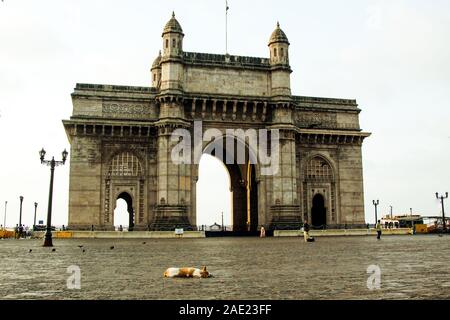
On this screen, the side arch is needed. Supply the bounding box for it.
[302,153,338,227]
[114,191,135,231]
[102,150,146,229]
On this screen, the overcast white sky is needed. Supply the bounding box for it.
[0,0,449,228]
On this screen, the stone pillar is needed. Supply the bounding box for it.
[226,163,248,232]
[268,103,301,230]
[337,144,366,227]
[152,96,193,230]
[67,135,103,230]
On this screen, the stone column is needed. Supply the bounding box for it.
[268,103,301,230]
[67,135,103,230]
[152,96,193,230]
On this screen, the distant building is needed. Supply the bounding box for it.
[209,223,222,231]
[381,214,423,228]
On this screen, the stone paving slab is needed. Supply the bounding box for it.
[1,235,449,299]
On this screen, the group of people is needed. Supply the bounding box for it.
[14,224,29,238]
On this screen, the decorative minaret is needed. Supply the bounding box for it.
[151,50,161,88]
[268,22,301,229]
[268,22,291,99]
[160,11,184,94]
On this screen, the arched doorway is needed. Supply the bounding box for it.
[303,156,335,226]
[113,198,128,230]
[196,154,232,230]
[106,151,144,230]
[201,136,258,232]
[115,192,134,231]
[311,194,326,228]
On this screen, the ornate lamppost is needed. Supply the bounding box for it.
[436,192,448,232]
[33,202,38,231]
[410,207,413,229]
[372,199,379,226]
[19,196,23,227]
[39,148,68,247]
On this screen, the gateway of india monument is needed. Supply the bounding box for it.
[63,13,370,232]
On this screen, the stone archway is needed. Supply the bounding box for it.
[311,193,326,228]
[303,155,336,226]
[201,136,259,232]
[116,192,135,231]
[104,151,145,231]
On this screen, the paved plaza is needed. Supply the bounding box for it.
[1,235,449,300]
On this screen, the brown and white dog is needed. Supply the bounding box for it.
[163,266,211,278]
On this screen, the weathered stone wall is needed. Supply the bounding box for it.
[161,61,184,92]
[184,66,271,96]
[271,69,291,97]
[337,145,365,225]
[68,135,102,229]
[71,84,158,120]
[73,99,158,120]
[294,108,360,130]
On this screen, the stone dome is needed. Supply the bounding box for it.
[152,51,161,69]
[163,12,183,35]
[268,22,289,46]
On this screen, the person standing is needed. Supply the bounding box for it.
[376,220,382,240]
[260,226,266,238]
[303,220,310,242]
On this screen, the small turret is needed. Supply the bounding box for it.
[268,22,291,98]
[151,51,161,88]
[159,12,185,93]
[162,12,184,58]
[268,22,290,66]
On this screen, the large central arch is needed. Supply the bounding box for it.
[201,135,259,232]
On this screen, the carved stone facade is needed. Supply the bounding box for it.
[63,14,370,231]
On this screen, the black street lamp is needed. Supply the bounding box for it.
[19,196,24,227]
[410,207,413,229]
[33,202,38,231]
[436,192,448,232]
[39,148,68,247]
[372,199,379,225]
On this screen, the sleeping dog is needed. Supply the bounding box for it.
[163,266,211,278]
